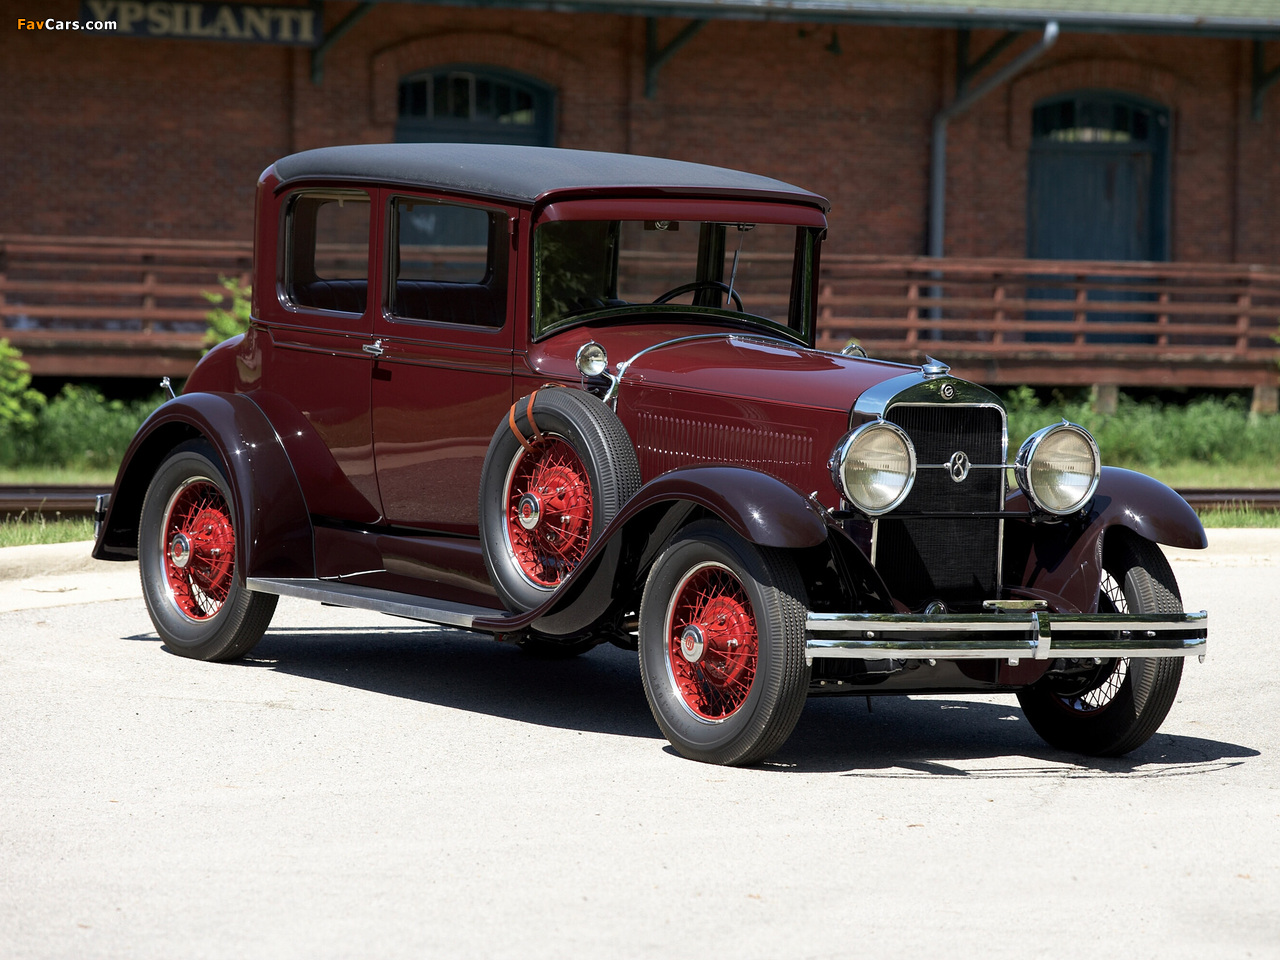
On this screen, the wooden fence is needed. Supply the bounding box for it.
[2,236,1277,410]
[816,255,1280,411]
[0,235,250,377]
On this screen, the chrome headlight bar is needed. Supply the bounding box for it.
[829,418,1100,518]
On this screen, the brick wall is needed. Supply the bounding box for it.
[3,1,1277,263]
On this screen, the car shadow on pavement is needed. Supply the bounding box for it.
[232,625,664,742]
[769,695,1259,777]
[133,624,1258,774]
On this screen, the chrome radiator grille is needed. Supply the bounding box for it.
[875,404,1006,610]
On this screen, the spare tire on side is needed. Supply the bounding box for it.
[478,387,640,613]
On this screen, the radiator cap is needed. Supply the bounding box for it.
[921,356,950,378]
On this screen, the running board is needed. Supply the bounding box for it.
[247,577,514,631]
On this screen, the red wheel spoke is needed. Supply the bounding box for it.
[666,564,758,721]
[505,437,594,588]
[162,480,235,621]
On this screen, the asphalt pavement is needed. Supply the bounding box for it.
[1,534,1277,959]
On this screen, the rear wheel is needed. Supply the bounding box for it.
[1018,532,1184,756]
[138,440,276,661]
[638,521,810,766]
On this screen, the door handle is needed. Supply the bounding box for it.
[362,339,384,358]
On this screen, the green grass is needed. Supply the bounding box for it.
[0,466,118,485]
[1139,461,1279,489]
[1197,505,1278,528]
[0,513,95,548]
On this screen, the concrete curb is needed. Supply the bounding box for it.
[0,540,105,581]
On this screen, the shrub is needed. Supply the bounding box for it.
[13,385,159,470]
[0,339,45,433]
[204,276,252,350]
[0,340,47,463]
[1004,389,1280,469]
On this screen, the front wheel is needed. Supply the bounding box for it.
[1017,531,1185,757]
[638,521,810,766]
[138,440,277,661]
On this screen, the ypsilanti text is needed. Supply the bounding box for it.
[71,1,320,45]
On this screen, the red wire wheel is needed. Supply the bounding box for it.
[664,562,759,721]
[161,478,236,621]
[502,436,594,589]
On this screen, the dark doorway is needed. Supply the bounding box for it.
[396,66,555,147]
[1027,92,1170,342]
[1029,92,1169,261]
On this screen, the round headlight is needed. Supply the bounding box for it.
[575,341,608,378]
[1015,422,1100,515]
[829,420,917,516]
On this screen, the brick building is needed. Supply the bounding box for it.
[3,1,1280,404]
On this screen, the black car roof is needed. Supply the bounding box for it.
[270,143,829,211]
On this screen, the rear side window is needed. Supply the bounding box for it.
[390,198,506,327]
[284,191,371,315]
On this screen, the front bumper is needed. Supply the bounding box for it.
[93,493,110,542]
[805,610,1208,664]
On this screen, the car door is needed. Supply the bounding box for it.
[257,186,383,524]
[371,190,516,534]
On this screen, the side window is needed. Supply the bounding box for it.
[390,198,506,327]
[285,191,370,315]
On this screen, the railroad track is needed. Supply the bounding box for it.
[2,484,1278,519]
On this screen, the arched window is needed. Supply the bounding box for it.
[396,67,554,146]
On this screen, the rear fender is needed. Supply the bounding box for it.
[92,393,313,580]
[1003,466,1206,612]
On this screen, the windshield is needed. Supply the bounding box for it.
[533,219,816,339]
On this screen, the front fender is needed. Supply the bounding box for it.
[1003,466,1205,612]
[92,392,313,580]
[615,466,829,549]
[474,465,829,635]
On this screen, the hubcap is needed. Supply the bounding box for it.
[679,625,705,664]
[160,478,235,622]
[517,493,542,531]
[503,437,593,589]
[168,533,192,569]
[665,562,758,722]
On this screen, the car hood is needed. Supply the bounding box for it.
[528,324,919,415]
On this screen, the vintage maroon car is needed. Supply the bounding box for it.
[93,144,1208,766]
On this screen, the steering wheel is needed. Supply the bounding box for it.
[652,280,744,312]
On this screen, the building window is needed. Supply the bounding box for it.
[1032,94,1158,145]
[396,67,554,146]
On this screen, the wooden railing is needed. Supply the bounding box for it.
[815,255,1280,411]
[2,237,1277,409]
[0,234,252,377]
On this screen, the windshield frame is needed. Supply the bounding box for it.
[528,198,825,344]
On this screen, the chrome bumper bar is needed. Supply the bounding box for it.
[805,611,1208,663]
